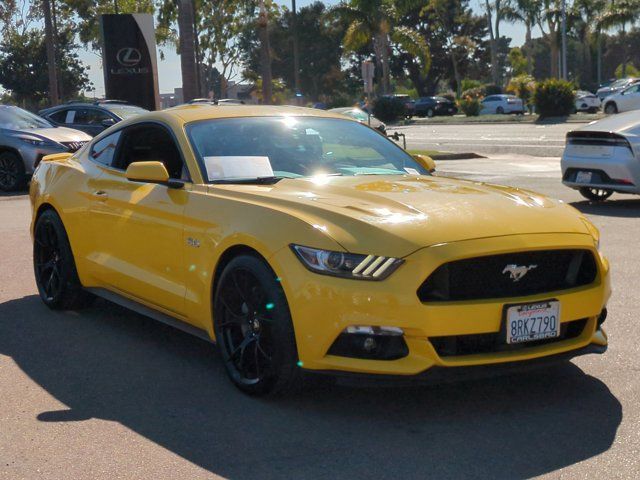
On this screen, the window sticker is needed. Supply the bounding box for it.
[404,167,420,175]
[65,110,76,124]
[203,156,274,181]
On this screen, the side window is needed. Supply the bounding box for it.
[484,96,496,102]
[115,124,187,180]
[48,110,69,124]
[90,131,122,166]
[75,108,112,125]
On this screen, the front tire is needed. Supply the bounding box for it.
[579,187,613,202]
[33,210,94,310]
[604,103,618,114]
[214,255,301,396]
[0,151,26,192]
[496,106,505,114]
[426,108,434,118]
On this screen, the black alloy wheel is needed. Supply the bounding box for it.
[496,106,505,114]
[33,210,94,309]
[579,187,614,202]
[0,152,25,192]
[427,108,435,118]
[214,255,301,395]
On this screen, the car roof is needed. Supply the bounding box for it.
[158,104,348,123]
[576,110,640,134]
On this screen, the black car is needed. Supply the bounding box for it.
[414,96,458,118]
[39,100,148,137]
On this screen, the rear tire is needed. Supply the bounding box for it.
[604,103,618,114]
[214,254,302,396]
[496,106,505,114]
[33,210,94,310]
[426,108,434,118]
[0,151,26,192]
[579,187,613,202]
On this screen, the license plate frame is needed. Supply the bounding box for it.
[502,300,561,345]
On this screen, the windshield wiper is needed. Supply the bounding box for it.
[210,176,285,185]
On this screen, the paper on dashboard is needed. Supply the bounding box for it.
[203,156,274,181]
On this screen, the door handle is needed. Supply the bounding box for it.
[94,190,109,201]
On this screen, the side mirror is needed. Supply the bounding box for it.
[125,161,184,188]
[413,154,436,173]
[101,118,116,127]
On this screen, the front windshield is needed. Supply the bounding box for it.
[0,105,52,130]
[187,116,428,181]
[108,105,148,119]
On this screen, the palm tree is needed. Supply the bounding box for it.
[43,0,59,105]
[178,0,198,102]
[539,0,562,78]
[483,0,508,85]
[331,0,428,95]
[599,0,640,77]
[573,0,607,85]
[503,0,542,73]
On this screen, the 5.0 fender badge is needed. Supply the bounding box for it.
[187,237,200,248]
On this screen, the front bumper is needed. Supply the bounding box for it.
[271,233,610,377]
[16,143,68,175]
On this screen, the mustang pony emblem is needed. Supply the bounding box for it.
[502,264,537,282]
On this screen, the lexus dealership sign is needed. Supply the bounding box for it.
[100,14,160,110]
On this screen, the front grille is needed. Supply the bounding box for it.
[417,249,597,302]
[430,318,588,357]
[62,141,88,152]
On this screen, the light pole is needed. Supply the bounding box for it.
[561,0,568,80]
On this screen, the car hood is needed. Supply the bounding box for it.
[4,127,92,143]
[212,175,591,257]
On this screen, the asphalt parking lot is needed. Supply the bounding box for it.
[1,155,639,479]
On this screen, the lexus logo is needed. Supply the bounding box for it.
[502,264,537,282]
[116,47,142,67]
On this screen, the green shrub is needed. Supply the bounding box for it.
[533,78,575,117]
[458,95,482,116]
[484,84,503,95]
[507,74,535,111]
[373,96,406,122]
[461,86,484,99]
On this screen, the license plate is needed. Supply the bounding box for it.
[505,301,560,344]
[575,171,593,183]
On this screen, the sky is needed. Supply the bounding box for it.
[80,0,536,97]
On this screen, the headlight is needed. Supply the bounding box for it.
[12,135,54,147]
[290,244,403,280]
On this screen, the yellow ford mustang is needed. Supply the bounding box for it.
[29,105,610,395]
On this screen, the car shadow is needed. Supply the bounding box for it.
[570,198,640,218]
[0,295,621,479]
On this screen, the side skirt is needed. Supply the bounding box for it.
[87,287,213,343]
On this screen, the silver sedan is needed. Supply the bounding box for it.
[0,105,91,191]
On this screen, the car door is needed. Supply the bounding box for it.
[86,122,190,317]
[620,85,640,112]
[480,96,496,114]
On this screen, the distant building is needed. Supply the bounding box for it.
[159,88,183,109]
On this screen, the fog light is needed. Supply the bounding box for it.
[327,325,408,360]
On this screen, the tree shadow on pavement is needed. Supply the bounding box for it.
[0,295,622,480]
[571,198,640,218]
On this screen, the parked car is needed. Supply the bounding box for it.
[31,104,609,395]
[596,77,638,101]
[188,98,246,106]
[602,83,640,114]
[329,107,386,133]
[0,105,91,191]
[382,94,415,117]
[480,94,525,115]
[414,96,458,117]
[561,110,640,201]
[39,100,148,137]
[574,91,601,113]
